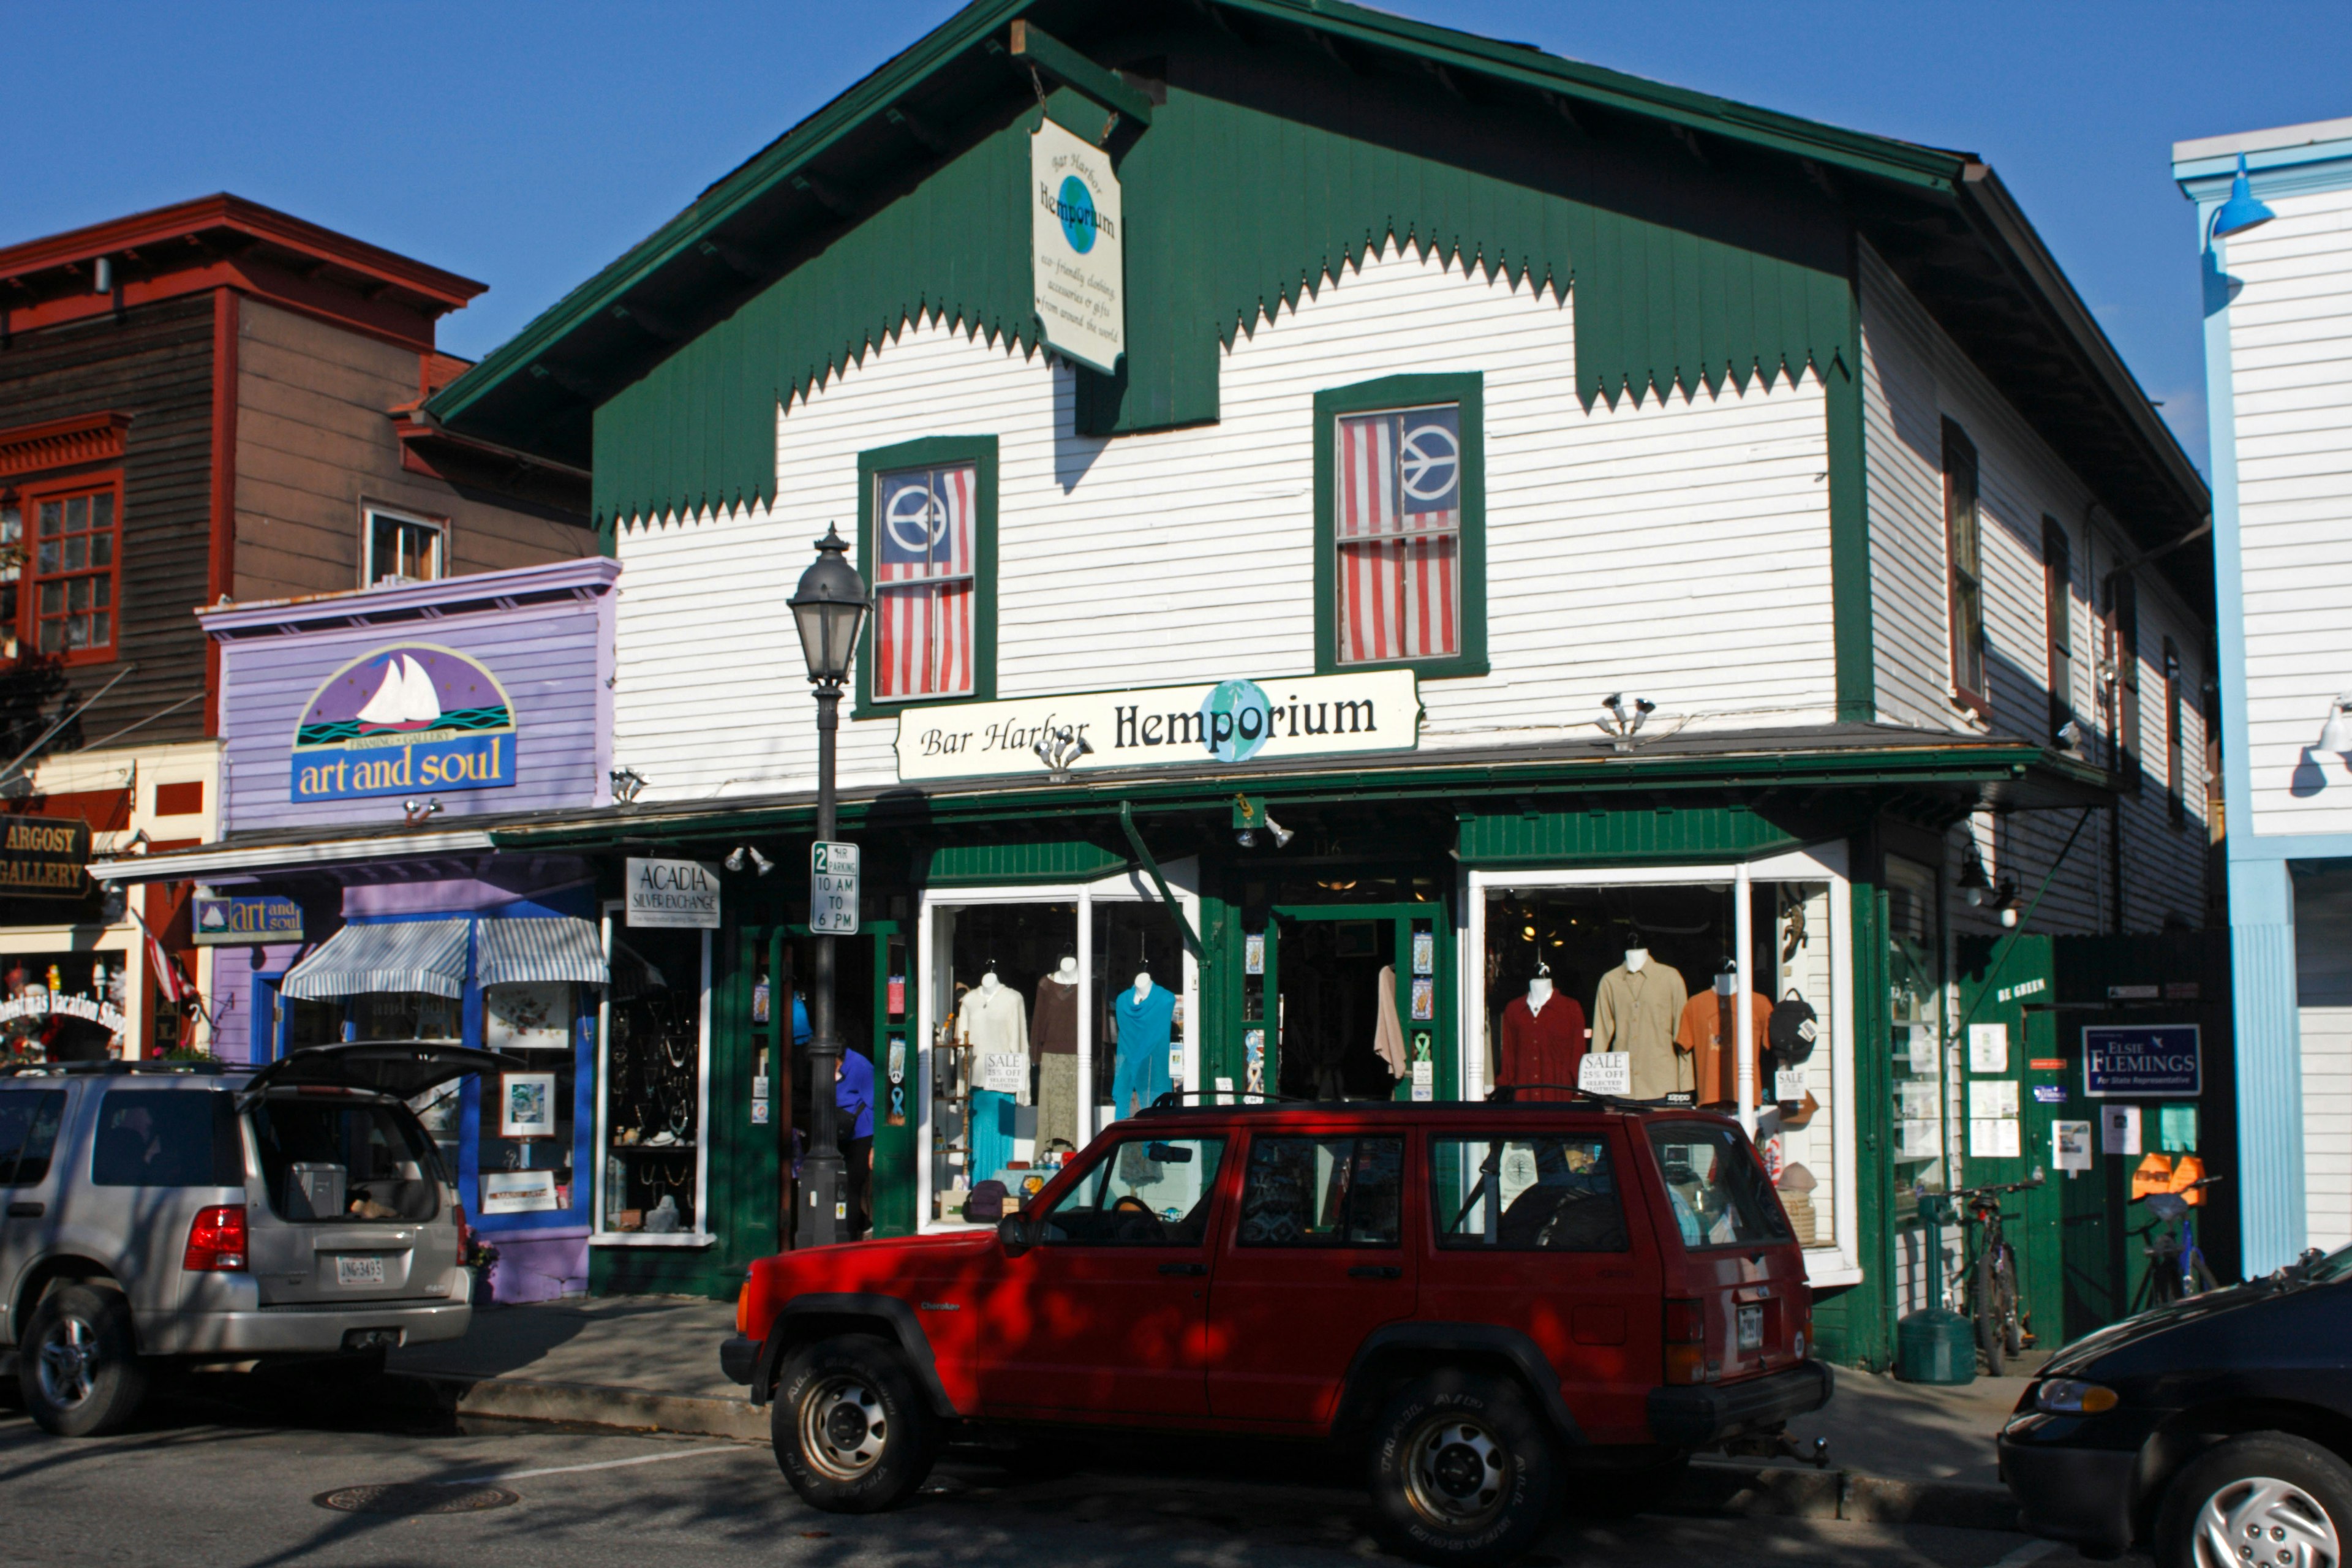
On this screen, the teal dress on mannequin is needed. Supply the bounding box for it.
[1112,982,1177,1117]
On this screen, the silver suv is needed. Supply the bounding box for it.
[0,1043,515,1435]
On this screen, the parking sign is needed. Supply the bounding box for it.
[811,841,860,935]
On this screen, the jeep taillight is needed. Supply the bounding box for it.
[1663,1298,1706,1385]
[184,1204,249,1272]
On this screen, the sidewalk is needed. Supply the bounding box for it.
[386,1295,2030,1525]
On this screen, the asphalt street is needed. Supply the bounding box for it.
[0,1378,2149,1568]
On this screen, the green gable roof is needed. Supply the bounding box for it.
[429,0,2206,588]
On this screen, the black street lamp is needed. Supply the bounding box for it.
[788,523,868,1250]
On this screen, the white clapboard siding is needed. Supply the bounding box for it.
[2297,877,2352,1249]
[610,242,1838,800]
[1863,243,2210,936]
[2221,184,2352,837]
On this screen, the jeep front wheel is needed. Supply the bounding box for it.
[1369,1369,1558,1566]
[771,1335,939,1513]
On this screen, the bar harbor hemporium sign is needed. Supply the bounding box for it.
[894,670,1421,783]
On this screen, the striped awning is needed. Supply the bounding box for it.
[282,920,472,1001]
[477,916,609,989]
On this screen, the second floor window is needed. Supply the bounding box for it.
[2109,572,2141,788]
[1944,420,1985,709]
[366,507,447,586]
[2,478,121,660]
[2164,637,2185,827]
[2043,518,2073,745]
[855,436,997,712]
[1314,374,1487,679]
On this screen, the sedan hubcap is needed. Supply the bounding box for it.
[2196,1476,2341,1568]
[1405,1413,1511,1527]
[799,1374,886,1481]
[36,1315,98,1410]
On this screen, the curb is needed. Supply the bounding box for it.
[391,1372,767,1443]
[386,1372,2018,1533]
[1676,1458,2018,1530]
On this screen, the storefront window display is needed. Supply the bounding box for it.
[595,919,709,1240]
[0,952,129,1063]
[481,983,577,1218]
[1468,851,1850,1276]
[921,870,1200,1229]
[1885,856,1947,1205]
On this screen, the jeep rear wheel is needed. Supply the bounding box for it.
[771,1335,938,1513]
[1370,1370,1558,1566]
[20,1283,148,1438]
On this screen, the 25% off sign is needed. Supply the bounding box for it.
[810,842,861,935]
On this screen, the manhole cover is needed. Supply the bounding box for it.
[314,1483,519,1516]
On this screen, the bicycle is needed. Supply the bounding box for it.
[1943,1174,2044,1375]
[2132,1175,2225,1311]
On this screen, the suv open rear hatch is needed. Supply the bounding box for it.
[236,1042,526,1104]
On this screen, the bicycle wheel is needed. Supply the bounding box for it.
[1974,1251,2005,1375]
[1996,1251,2024,1357]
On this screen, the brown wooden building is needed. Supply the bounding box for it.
[0,194,593,1060]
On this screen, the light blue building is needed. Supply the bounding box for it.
[2176,118,2352,1272]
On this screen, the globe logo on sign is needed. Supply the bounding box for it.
[1058,175,1098,254]
[1198,679,1275,763]
[1399,423,1460,503]
[884,482,949,556]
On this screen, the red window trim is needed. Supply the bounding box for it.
[6,469,124,667]
[0,413,128,483]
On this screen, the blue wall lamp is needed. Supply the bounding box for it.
[2211,153,2277,244]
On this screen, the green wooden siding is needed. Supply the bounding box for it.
[592,83,1852,528]
[1457,804,1809,866]
[924,838,1130,885]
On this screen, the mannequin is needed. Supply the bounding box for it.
[1031,956,1081,1156]
[1112,959,1177,1117]
[1592,930,1689,1100]
[958,962,1029,1183]
[1676,959,1773,1107]
[1497,961,1585,1102]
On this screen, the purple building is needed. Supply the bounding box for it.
[99,557,620,1303]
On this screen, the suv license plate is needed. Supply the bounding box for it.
[1737,1304,1764,1351]
[336,1256,387,1287]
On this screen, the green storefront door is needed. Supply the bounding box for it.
[1253,903,1453,1101]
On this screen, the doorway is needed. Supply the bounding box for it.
[1256,903,1451,1102]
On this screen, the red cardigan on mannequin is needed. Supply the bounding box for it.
[1497,991,1588,1101]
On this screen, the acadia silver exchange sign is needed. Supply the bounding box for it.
[626,857,722,929]
[894,670,1419,783]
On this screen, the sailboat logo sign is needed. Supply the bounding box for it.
[290,643,519,802]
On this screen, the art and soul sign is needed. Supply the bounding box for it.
[290,644,519,802]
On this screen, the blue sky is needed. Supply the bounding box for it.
[12,2,2350,473]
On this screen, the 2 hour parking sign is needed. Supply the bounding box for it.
[811,841,860,935]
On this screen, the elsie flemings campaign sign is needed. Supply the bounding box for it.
[292,644,518,802]
[895,671,1420,783]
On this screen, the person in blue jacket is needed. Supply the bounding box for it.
[795,992,875,1236]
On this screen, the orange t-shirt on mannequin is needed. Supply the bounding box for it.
[1675,990,1775,1107]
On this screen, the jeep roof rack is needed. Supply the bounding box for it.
[1131,1088,1703,1117]
[0,1059,230,1078]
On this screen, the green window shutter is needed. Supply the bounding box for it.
[853,435,999,721]
[1312,372,1487,680]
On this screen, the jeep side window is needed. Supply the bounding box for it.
[1432,1134,1628,1252]
[0,1090,66,1186]
[1645,1121,1787,1248]
[1238,1136,1403,1247]
[1038,1136,1226,1246]
[91,1090,245,1188]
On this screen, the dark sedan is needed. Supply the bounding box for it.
[1999,1245,2352,1565]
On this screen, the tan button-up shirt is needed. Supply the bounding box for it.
[1593,961,1691,1099]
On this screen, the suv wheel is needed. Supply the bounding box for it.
[20,1283,149,1438]
[2157,1432,2352,1568]
[771,1335,939,1513]
[1369,1370,1558,1566]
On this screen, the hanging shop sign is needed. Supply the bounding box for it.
[895,669,1420,783]
[0,817,88,899]
[290,644,518,803]
[626,857,722,929]
[1031,115,1124,375]
[192,894,304,946]
[2082,1024,2200,1098]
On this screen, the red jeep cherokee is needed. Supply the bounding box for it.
[723,1099,1831,1565]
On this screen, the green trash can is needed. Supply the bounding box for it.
[1896,1306,1977,1384]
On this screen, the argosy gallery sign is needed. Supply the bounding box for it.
[894,670,1419,782]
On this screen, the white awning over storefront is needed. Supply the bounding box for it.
[281,919,472,1000]
[476,916,609,989]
